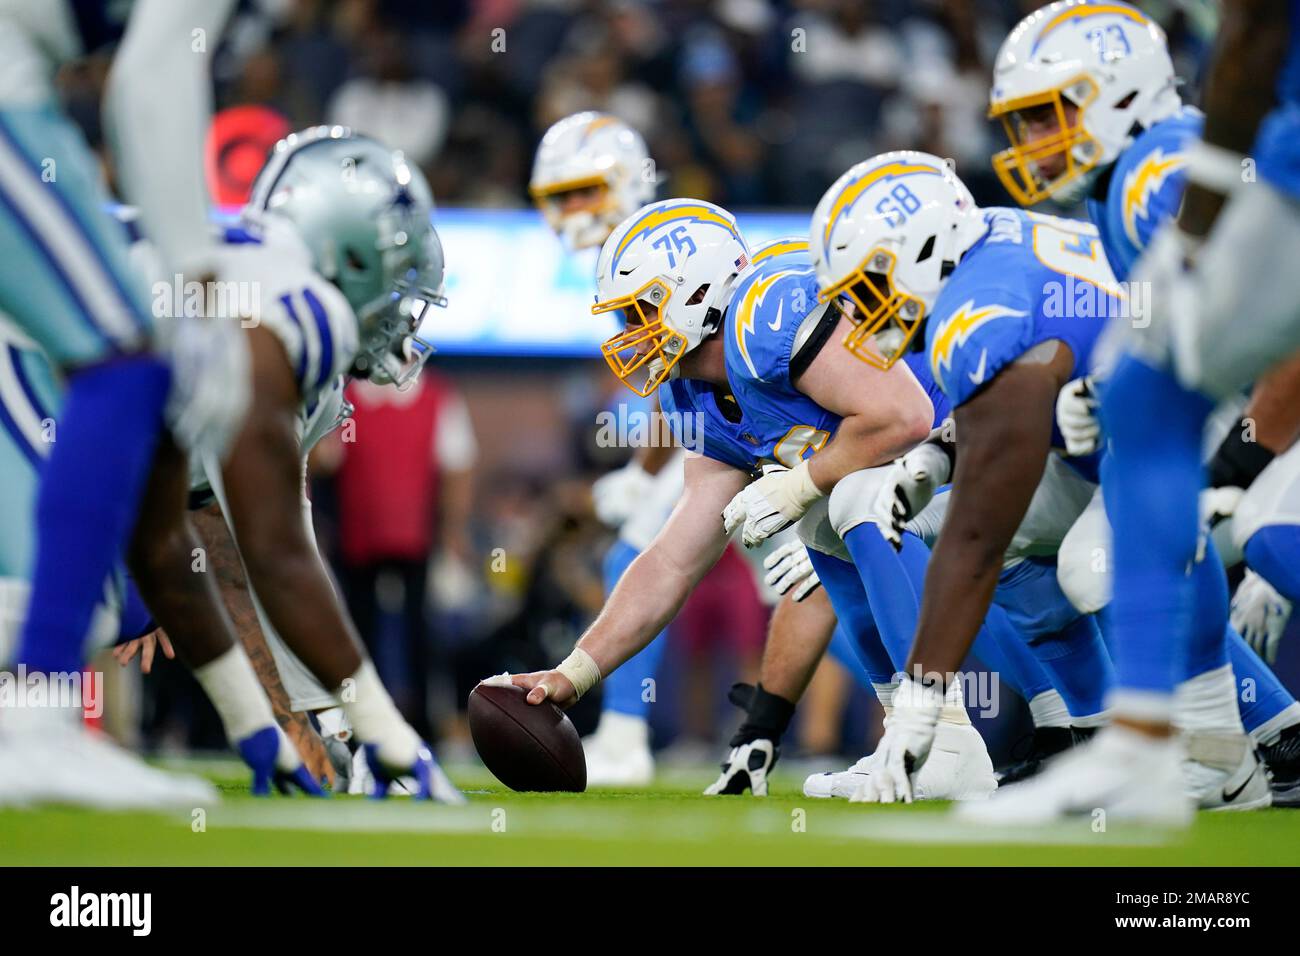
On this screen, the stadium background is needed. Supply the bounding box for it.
[59,0,1295,773]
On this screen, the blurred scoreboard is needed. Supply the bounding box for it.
[422,208,809,358]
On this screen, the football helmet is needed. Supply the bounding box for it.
[989,0,1180,205]
[593,199,749,396]
[247,126,447,388]
[811,151,984,369]
[530,112,656,250]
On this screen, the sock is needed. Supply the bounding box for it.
[115,578,156,643]
[1174,663,1245,736]
[340,659,420,768]
[1244,524,1300,602]
[841,526,928,670]
[16,355,170,674]
[1028,689,1072,729]
[193,645,298,771]
[1099,355,1213,708]
[1184,539,1231,678]
[872,681,898,716]
[1249,701,1300,747]
[1228,626,1298,736]
[970,603,1053,701]
[940,677,970,726]
[600,539,668,718]
[826,623,877,689]
[805,548,892,683]
[1028,614,1115,720]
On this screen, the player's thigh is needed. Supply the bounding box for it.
[0,107,154,368]
[1182,183,1300,397]
[1233,440,1300,552]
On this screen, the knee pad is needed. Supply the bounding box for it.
[827,467,891,540]
[1056,492,1112,615]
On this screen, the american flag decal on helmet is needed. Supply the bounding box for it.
[734,253,749,270]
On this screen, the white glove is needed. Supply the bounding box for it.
[723,460,823,548]
[1195,485,1244,562]
[165,314,251,465]
[1056,376,1101,456]
[763,541,822,602]
[1232,570,1292,665]
[591,462,656,529]
[849,675,943,804]
[871,442,951,551]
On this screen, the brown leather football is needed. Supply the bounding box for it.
[468,682,587,792]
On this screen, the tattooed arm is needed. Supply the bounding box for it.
[192,502,335,785]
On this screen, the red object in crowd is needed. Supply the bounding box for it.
[205,105,292,208]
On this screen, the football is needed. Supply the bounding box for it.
[468,680,587,792]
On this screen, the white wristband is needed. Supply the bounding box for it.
[1185,141,1248,195]
[776,458,824,518]
[556,647,602,701]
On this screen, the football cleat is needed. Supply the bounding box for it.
[807,722,997,801]
[582,712,655,787]
[1259,723,1300,807]
[994,725,1075,785]
[956,725,1194,827]
[1183,733,1272,812]
[363,742,465,804]
[236,726,327,797]
[704,739,778,796]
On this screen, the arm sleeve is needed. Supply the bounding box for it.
[102,0,237,278]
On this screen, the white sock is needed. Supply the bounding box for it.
[595,710,649,748]
[1174,663,1245,737]
[193,646,299,771]
[1071,710,1111,729]
[339,660,420,768]
[1249,701,1300,747]
[872,681,897,719]
[940,676,970,726]
[1027,690,1071,729]
[1108,687,1175,725]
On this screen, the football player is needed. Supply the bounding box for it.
[957,0,1300,821]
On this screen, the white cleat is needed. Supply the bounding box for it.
[955,725,1194,828]
[582,712,654,787]
[806,723,997,801]
[1183,733,1272,811]
[0,707,217,811]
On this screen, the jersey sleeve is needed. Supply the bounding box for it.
[926,275,1036,408]
[727,267,818,387]
[256,268,359,406]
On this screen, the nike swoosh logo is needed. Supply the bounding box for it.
[767,301,783,332]
[1222,764,1261,803]
[968,349,988,385]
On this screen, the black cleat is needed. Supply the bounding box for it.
[1260,723,1300,807]
[995,726,1075,785]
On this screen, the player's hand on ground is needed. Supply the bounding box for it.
[1232,570,1292,665]
[763,540,821,601]
[591,462,655,529]
[704,738,778,796]
[1055,375,1101,456]
[112,628,175,674]
[850,676,942,804]
[723,461,821,548]
[871,442,950,550]
[510,670,578,708]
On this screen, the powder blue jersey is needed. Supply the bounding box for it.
[1086,107,1200,281]
[1254,0,1300,198]
[659,248,947,473]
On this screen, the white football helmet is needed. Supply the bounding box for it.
[530,111,655,251]
[989,0,1180,205]
[593,199,749,396]
[811,151,984,369]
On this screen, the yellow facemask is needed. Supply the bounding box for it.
[818,247,925,370]
[593,278,684,397]
[529,174,617,230]
[989,76,1100,206]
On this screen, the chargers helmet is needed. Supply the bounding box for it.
[811,151,984,369]
[989,0,1180,205]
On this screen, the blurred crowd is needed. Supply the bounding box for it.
[79,0,1223,764]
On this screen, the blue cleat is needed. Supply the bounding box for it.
[363,742,465,804]
[237,726,327,797]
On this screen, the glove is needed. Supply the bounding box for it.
[164,313,251,465]
[1056,376,1101,456]
[871,442,951,551]
[763,540,822,602]
[1232,570,1292,665]
[703,683,794,796]
[722,460,823,548]
[1195,485,1243,562]
[591,462,656,529]
[849,675,943,804]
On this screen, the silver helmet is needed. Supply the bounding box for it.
[248,126,447,388]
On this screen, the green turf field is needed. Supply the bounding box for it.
[2,758,1298,866]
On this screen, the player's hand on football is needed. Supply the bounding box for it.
[763,540,822,601]
[723,461,822,548]
[510,670,578,708]
[871,442,950,551]
[591,462,655,529]
[850,676,942,804]
[1055,376,1101,456]
[112,628,175,674]
[1232,570,1292,665]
